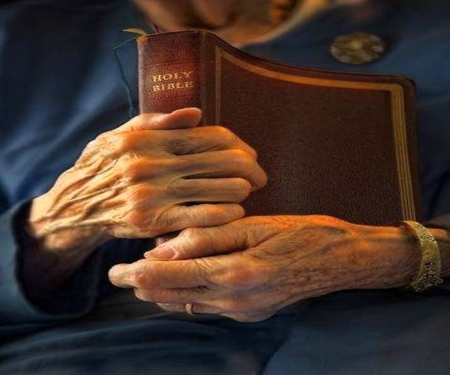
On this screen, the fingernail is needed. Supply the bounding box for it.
[172,107,202,114]
[145,244,176,259]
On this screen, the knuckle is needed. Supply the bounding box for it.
[246,145,258,159]
[132,113,157,127]
[217,266,261,289]
[180,227,208,245]
[314,215,345,226]
[194,286,210,294]
[167,138,194,155]
[116,156,137,179]
[211,125,232,136]
[108,133,139,155]
[258,170,269,188]
[79,136,107,160]
[211,126,237,143]
[230,178,252,201]
[135,113,152,123]
[229,148,250,160]
[118,158,161,181]
[130,271,150,289]
[228,149,256,170]
[84,139,98,152]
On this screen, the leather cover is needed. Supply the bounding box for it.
[138,30,421,225]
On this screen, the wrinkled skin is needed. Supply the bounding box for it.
[106,0,450,323]
[26,108,267,296]
[109,215,439,322]
[26,0,450,316]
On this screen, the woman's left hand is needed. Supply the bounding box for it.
[109,215,417,322]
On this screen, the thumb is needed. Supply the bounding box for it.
[115,107,202,132]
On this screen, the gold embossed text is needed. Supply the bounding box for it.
[151,71,194,92]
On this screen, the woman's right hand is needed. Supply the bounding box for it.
[28,107,267,255]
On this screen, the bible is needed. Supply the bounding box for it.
[137,29,421,225]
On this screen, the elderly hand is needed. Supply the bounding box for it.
[29,108,266,252]
[24,108,266,296]
[109,215,420,322]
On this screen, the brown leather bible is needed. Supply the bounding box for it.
[137,29,421,225]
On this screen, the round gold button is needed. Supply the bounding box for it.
[330,32,386,65]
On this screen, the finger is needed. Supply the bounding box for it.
[119,178,251,207]
[108,258,215,289]
[156,302,273,322]
[108,147,266,191]
[147,217,280,260]
[110,125,259,158]
[148,221,251,260]
[137,289,276,320]
[123,202,244,243]
[156,303,272,322]
[174,150,267,190]
[111,146,267,190]
[167,178,251,203]
[109,251,261,290]
[134,286,216,304]
[84,109,202,161]
[114,107,202,132]
[165,125,258,158]
[105,203,245,240]
[101,126,266,189]
[169,203,245,230]
[157,302,222,316]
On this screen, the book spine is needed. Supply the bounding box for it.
[137,32,205,246]
[137,32,202,114]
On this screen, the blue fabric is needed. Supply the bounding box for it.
[264,291,450,375]
[1,0,450,374]
[0,314,293,375]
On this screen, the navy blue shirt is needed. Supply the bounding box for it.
[1,1,450,374]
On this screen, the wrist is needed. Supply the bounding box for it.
[400,221,443,292]
[352,223,449,291]
[23,196,104,297]
[28,194,108,252]
[347,224,419,290]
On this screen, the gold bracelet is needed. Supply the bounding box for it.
[401,220,443,292]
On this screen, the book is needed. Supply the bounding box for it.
[137,29,421,226]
